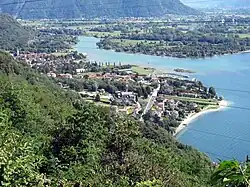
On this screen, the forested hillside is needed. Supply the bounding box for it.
[0,51,215,186]
[0,14,32,50]
[0,0,199,19]
[0,13,79,53]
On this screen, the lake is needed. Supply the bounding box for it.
[75,36,250,161]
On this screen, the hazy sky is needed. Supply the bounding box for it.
[181,0,249,8]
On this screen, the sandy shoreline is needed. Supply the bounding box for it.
[173,100,229,136]
[240,50,250,54]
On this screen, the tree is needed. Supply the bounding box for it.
[142,112,151,121]
[135,179,163,187]
[95,94,101,102]
[143,89,148,99]
[141,86,148,99]
[107,85,118,94]
[145,86,152,95]
[48,104,110,185]
[209,86,216,97]
[0,112,46,186]
[83,74,89,79]
[103,116,140,173]
[211,160,250,187]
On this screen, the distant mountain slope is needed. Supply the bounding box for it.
[0,14,31,50]
[0,0,199,19]
[181,0,250,9]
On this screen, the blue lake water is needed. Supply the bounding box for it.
[75,36,250,161]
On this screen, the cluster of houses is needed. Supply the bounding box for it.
[79,88,140,115]
[13,50,218,122]
[74,65,213,119]
[153,97,199,120]
[13,51,145,85]
[47,72,73,79]
[13,51,148,114]
[84,72,138,81]
[13,51,87,78]
[142,76,220,129]
[159,77,210,99]
[112,91,138,106]
[14,52,53,65]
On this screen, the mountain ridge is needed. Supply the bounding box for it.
[0,0,199,19]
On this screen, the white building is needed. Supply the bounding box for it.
[47,72,57,78]
[76,68,86,74]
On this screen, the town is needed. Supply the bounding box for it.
[13,50,222,134]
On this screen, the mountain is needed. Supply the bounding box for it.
[181,0,250,9]
[0,0,199,19]
[0,14,31,50]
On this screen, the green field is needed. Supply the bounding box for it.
[100,97,110,103]
[51,52,71,56]
[111,39,160,46]
[131,66,155,75]
[204,105,220,110]
[165,96,219,105]
[84,98,110,107]
[238,33,250,38]
[85,31,121,37]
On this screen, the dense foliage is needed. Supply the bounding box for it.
[0,14,32,51]
[0,51,217,186]
[211,160,250,187]
[0,14,78,53]
[97,26,250,58]
[0,0,199,19]
[28,32,78,53]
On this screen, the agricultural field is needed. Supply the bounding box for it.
[131,66,155,75]
[85,31,121,37]
[165,96,219,106]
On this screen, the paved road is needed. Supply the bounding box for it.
[140,83,160,121]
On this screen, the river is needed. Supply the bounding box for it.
[75,36,250,161]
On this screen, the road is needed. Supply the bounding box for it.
[140,82,160,121]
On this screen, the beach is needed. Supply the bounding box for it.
[241,50,250,54]
[173,100,229,136]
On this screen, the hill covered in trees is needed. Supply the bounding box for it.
[0,14,80,53]
[0,14,32,50]
[0,0,199,19]
[0,51,217,186]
